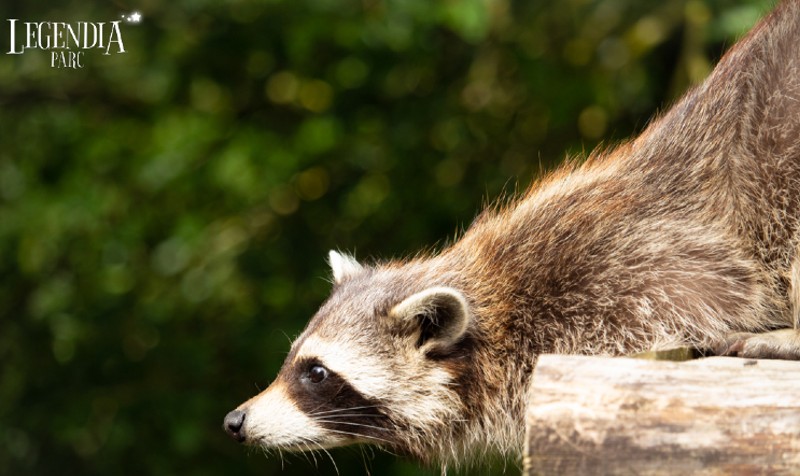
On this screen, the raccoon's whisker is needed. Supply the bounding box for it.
[312,447,324,468]
[323,428,395,446]
[366,444,377,459]
[315,442,340,476]
[357,445,370,476]
[314,447,329,470]
[294,439,315,467]
[303,441,319,467]
[308,405,383,416]
[280,330,293,347]
[372,443,399,458]
[309,413,387,419]
[276,447,285,469]
[313,419,389,432]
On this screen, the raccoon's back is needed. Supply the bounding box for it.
[627,0,800,271]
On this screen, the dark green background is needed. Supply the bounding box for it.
[0,0,769,474]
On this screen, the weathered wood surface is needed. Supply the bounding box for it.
[525,355,800,476]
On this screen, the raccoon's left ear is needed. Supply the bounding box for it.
[390,287,470,350]
[328,250,364,283]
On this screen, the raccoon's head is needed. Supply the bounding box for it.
[223,251,479,462]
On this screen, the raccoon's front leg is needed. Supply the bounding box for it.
[714,249,800,360]
[713,329,800,360]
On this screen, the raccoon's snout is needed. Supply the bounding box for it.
[223,409,247,443]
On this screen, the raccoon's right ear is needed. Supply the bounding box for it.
[390,287,470,351]
[328,250,364,283]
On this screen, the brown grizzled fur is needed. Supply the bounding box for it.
[225,0,800,469]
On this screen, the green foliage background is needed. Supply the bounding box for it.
[0,0,769,474]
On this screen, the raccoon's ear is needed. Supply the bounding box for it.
[328,250,364,283]
[390,287,470,350]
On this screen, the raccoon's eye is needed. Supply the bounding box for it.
[307,365,329,384]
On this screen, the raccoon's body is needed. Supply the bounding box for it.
[225,0,800,468]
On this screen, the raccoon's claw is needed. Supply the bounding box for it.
[713,329,800,360]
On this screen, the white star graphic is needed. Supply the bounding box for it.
[128,12,142,23]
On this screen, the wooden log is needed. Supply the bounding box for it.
[524,355,800,476]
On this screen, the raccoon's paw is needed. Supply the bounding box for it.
[713,329,800,360]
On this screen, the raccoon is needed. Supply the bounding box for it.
[224,0,800,468]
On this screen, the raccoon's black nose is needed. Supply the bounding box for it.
[224,410,247,443]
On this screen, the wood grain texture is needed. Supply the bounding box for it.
[524,355,800,475]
